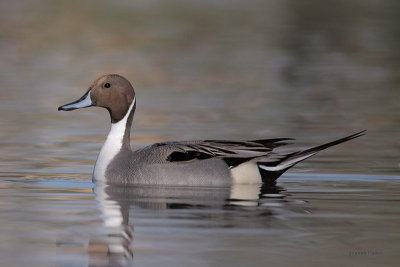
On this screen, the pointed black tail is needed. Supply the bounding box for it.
[258,130,366,183]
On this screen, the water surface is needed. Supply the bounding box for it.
[0,0,399,266]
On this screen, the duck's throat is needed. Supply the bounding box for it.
[93,98,136,182]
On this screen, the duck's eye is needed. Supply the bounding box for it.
[104,83,111,88]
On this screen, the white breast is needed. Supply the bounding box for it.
[93,98,135,182]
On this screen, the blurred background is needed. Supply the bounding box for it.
[1,1,400,266]
[0,0,399,175]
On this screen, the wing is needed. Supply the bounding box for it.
[147,131,365,183]
[153,138,294,168]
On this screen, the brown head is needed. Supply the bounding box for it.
[58,74,136,123]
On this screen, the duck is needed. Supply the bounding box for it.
[58,74,365,186]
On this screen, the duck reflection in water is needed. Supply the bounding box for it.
[90,181,303,266]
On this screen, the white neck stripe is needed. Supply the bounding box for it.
[93,98,135,182]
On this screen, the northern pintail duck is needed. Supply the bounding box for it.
[58,74,365,185]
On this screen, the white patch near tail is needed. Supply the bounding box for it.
[259,152,317,172]
[230,161,262,184]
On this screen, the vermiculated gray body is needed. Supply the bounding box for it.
[106,145,231,186]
